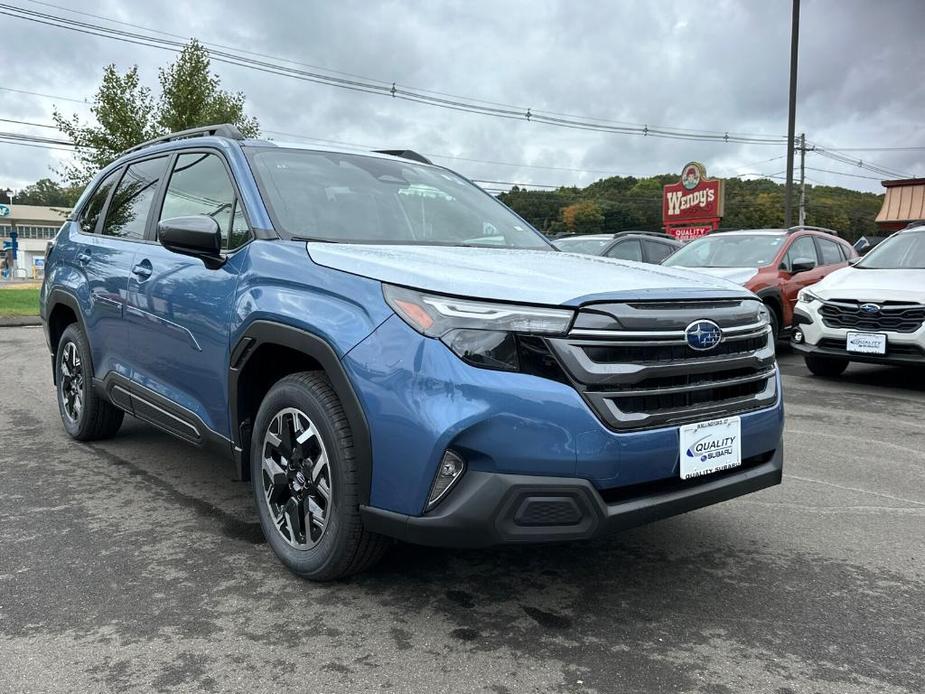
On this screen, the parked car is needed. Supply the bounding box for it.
[791,223,925,376]
[662,227,857,339]
[853,235,887,255]
[41,124,784,580]
[554,231,681,263]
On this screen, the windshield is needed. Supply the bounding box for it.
[663,234,785,268]
[857,230,925,269]
[554,237,612,254]
[247,148,553,249]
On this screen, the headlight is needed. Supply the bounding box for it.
[383,284,574,337]
[383,284,574,372]
[756,302,771,326]
[798,289,821,304]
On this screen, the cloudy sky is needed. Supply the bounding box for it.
[1,0,923,196]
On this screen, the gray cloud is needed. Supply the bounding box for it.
[2,0,923,194]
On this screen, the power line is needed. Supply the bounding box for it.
[822,145,925,152]
[0,85,87,103]
[0,2,790,146]
[0,130,73,146]
[0,116,59,129]
[804,166,883,181]
[812,148,911,180]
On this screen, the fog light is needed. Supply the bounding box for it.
[793,330,804,343]
[425,450,466,511]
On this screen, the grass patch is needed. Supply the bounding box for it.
[0,288,40,316]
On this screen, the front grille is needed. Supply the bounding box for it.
[583,334,767,365]
[547,299,778,430]
[819,300,925,333]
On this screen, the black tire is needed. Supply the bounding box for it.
[250,371,389,581]
[55,323,124,441]
[804,354,849,377]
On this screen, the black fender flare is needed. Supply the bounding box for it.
[228,320,372,504]
[44,288,90,385]
[754,287,783,316]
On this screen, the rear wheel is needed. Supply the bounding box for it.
[250,372,389,580]
[56,324,124,440]
[804,354,849,377]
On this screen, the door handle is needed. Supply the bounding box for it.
[131,261,153,280]
[77,250,91,264]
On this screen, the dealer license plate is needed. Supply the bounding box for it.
[679,416,742,480]
[846,331,886,355]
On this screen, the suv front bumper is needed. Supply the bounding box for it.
[792,304,925,366]
[361,445,782,547]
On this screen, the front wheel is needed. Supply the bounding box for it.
[804,354,849,377]
[250,372,389,581]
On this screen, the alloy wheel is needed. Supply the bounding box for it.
[59,341,83,423]
[260,407,333,549]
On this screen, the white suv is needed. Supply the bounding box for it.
[791,224,925,376]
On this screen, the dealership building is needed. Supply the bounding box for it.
[0,204,70,277]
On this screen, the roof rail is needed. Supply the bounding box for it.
[613,230,674,239]
[788,225,840,237]
[373,149,432,165]
[122,123,245,155]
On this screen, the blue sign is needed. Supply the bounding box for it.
[0,203,10,217]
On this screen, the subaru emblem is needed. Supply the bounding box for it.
[859,303,880,314]
[685,320,723,351]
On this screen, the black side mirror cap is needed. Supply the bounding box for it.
[157,216,223,266]
[790,260,816,274]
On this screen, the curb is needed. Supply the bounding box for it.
[0,316,42,327]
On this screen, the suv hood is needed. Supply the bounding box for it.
[812,266,925,302]
[307,244,750,305]
[671,266,759,286]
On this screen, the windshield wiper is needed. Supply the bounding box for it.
[292,235,342,243]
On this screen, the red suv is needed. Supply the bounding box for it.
[662,227,858,338]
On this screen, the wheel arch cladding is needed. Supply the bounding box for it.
[45,289,89,385]
[756,288,783,321]
[229,320,372,504]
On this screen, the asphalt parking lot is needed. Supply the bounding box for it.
[0,325,922,694]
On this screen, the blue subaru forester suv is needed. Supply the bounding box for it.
[41,125,784,580]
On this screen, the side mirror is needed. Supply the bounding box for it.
[158,216,223,264]
[790,260,816,274]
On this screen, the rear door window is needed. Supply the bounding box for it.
[80,168,122,234]
[607,239,643,262]
[643,239,676,263]
[102,157,169,240]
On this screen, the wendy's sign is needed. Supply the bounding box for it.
[663,162,725,241]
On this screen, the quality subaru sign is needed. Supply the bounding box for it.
[0,204,10,217]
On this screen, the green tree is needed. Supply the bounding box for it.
[14,178,81,207]
[157,40,259,137]
[561,200,605,234]
[54,40,259,185]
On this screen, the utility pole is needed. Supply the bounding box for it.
[784,0,801,227]
[798,132,806,226]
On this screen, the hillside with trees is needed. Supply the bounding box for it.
[498,175,884,242]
